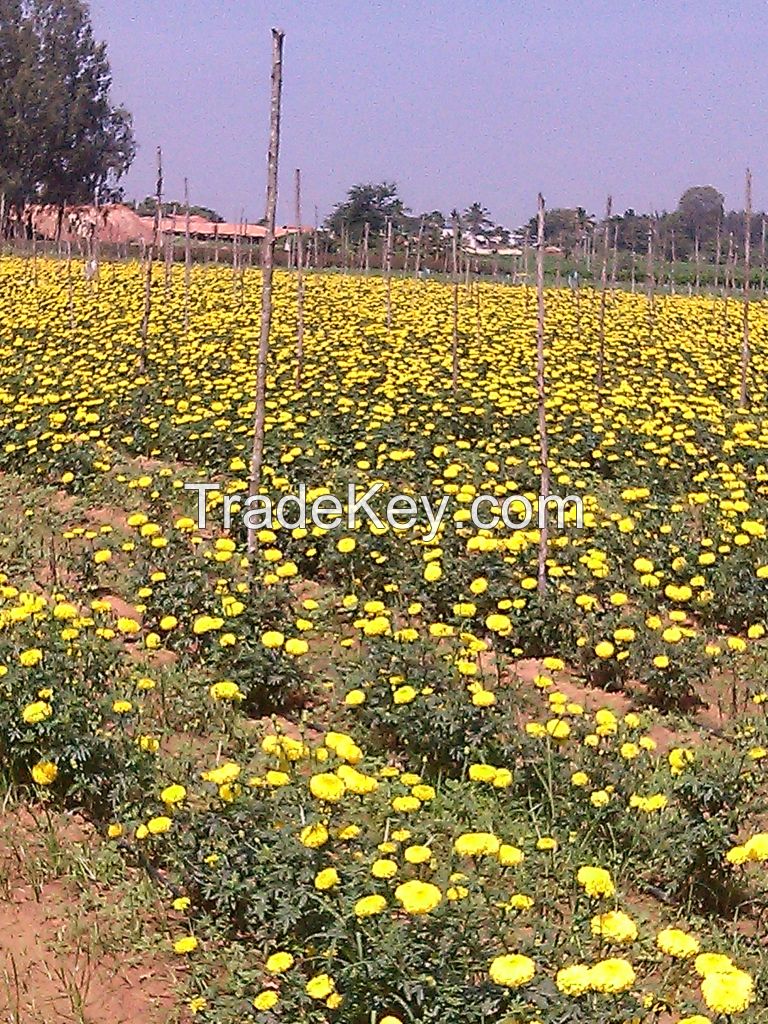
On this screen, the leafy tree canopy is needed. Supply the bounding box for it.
[0,0,134,207]
[326,182,408,243]
[135,196,223,223]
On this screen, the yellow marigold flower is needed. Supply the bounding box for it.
[202,762,241,786]
[393,685,417,704]
[253,991,278,1011]
[22,701,52,725]
[354,894,388,917]
[209,680,244,701]
[668,747,695,775]
[454,832,500,857]
[284,637,308,656]
[394,879,442,914]
[261,630,285,648]
[488,953,536,988]
[576,865,615,898]
[588,957,636,994]
[371,858,398,879]
[656,927,699,958]
[590,910,638,944]
[469,763,497,783]
[404,844,432,864]
[694,953,735,977]
[31,761,58,785]
[744,832,768,861]
[507,893,534,910]
[701,968,754,1014]
[411,783,435,801]
[498,844,524,866]
[147,816,172,835]
[546,718,570,741]
[309,772,346,802]
[161,784,186,805]
[173,935,198,954]
[265,951,294,973]
[556,963,592,995]
[314,867,340,890]
[306,974,336,1000]
[299,822,329,848]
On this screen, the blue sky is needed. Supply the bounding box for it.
[89,0,768,227]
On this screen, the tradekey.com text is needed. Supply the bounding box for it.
[185,482,584,543]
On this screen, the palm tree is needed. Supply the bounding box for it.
[463,202,492,236]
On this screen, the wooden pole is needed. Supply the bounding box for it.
[414,214,424,276]
[536,192,549,596]
[451,209,459,388]
[140,145,162,370]
[740,168,752,408]
[597,194,612,395]
[385,217,393,329]
[295,167,305,386]
[362,220,370,273]
[184,178,191,333]
[248,28,284,556]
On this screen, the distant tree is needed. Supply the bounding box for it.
[524,207,594,254]
[326,182,408,244]
[0,0,135,208]
[615,209,651,251]
[677,185,724,244]
[463,202,492,235]
[137,196,223,222]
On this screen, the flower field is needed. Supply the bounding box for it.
[2,256,768,1022]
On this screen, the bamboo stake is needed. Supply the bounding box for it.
[610,223,619,289]
[385,217,393,330]
[740,168,752,408]
[295,167,305,386]
[248,28,284,556]
[140,145,162,370]
[536,192,549,596]
[184,178,191,333]
[414,215,424,276]
[451,209,459,388]
[597,194,612,395]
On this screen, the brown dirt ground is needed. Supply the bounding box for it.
[0,808,183,1024]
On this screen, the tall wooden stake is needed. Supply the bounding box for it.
[295,167,305,386]
[385,217,393,329]
[597,194,612,395]
[184,177,191,334]
[536,193,549,596]
[414,215,425,276]
[248,28,284,556]
[740,168,752,408]
[140,146,162,370]
[451,209,460,388]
